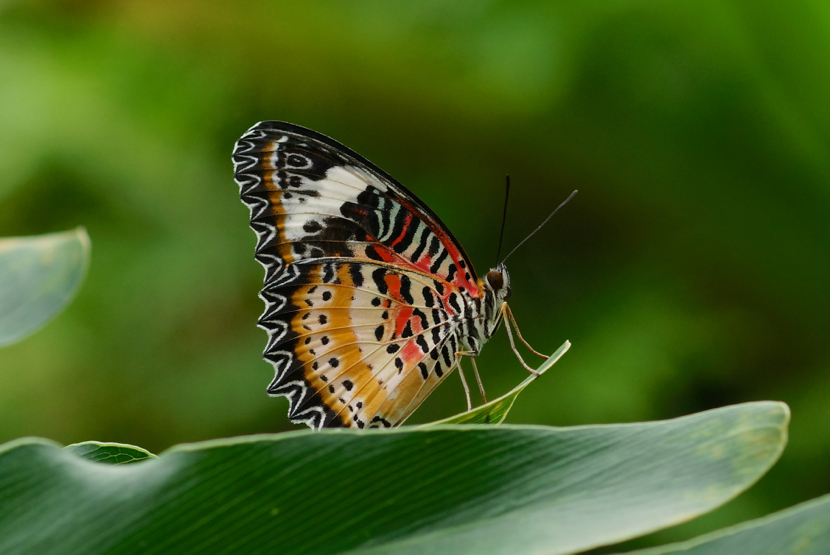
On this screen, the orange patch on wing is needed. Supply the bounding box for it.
[256,141,295,265]
[289,263,382,427]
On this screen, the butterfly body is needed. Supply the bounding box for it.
[233,122,515,429]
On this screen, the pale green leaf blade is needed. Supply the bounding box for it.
[0,227,90,347]
[64,442,156,465]
[427,340,571,425]
[627,494,830,555]
[0,402,787,555]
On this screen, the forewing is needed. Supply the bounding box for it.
[232,121,480,296]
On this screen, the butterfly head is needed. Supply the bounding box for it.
[485,263,511,302]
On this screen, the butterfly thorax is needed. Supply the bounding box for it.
[471,263,511,348]
[453,263,511,359]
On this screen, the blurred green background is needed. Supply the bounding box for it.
[1,0,829,549]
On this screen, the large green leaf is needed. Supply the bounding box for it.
[427,340,571,425]
[0,227,90,347]
[0,402,787,555]
[628,494,830,555]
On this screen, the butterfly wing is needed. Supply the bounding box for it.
[258,259,464,429]
[233,121,477,428]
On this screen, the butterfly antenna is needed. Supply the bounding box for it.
[495,175,511,264]
[502,189,578,263]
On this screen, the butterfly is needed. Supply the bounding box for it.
[232,121,556,429]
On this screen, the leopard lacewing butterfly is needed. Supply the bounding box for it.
[233,122,570,429]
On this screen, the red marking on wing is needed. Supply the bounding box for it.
[443,242,479,296]
[389,213,413,249]
[401,340,423,363]
[391,196,480,297]
[385,273,402,301]
[394,307,413,337]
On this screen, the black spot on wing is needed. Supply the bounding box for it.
[413,309,429,329]
[441,345,452,366]
[431,327,441,345]
[400,275,413,304]
[429,248,449,274]
[369,415,392,428]
[448,293,461,314]
[372,268,389,295]
[392,217,420,254]
[410,228,429,262]
[431,309,443,325]
[433,281,445,296]
[303,220,322,233]
[435,360,444,378]
[349,264,365,287]
[322,264,337,284]
[423,287,434,307]
[427,236,441,258]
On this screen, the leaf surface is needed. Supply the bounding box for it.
[0,402,788,555]
[0,227,90,347]
[628,494,830,555]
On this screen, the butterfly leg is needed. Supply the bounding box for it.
[456,350,487,404]
[454,353,473,411]
[469,356,487,403]
[504,303,548,360]
[501,303,542,376]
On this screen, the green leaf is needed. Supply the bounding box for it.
[0,402,787,555]
[64,441,156,465]
[628,494,830,555]
[0,227,90,347]
[427,340,571,425]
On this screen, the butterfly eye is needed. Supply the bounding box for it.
[486,270,504,291]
